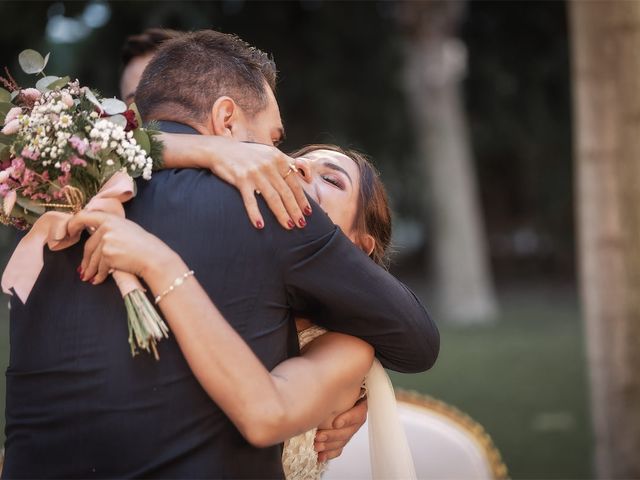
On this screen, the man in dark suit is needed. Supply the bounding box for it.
[3,30,438,478]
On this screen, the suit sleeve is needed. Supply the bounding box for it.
[269,203,439,374]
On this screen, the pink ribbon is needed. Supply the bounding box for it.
[2,171,142,303]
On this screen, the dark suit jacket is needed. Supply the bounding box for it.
[2,122,439,478]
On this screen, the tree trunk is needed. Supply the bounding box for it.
[569,1,640,477]
[399,0,498,325]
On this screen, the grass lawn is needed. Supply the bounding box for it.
[0,284,592,479]
[390,286,593,479]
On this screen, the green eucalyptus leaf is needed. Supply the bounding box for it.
[16,196,46,215]
[129,102,143,126]
[133,129,150,154]
[0,145,10,162]
[108,114,127,129]
[82,87,102,111]
[10,91,19,101]
[101,98,127,115]
[100,159,121,181]
[0,87,10,103]
[46,76,70,91]
[35,76,60,92]
[9,206,25,220]
[0,133,12,145]
[11,206,42,225]
[18,49,46,75]
[42,52,50,71]
[0,102,13,117]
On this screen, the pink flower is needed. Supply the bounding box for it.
[69,136,88,155]
[0,184,9,197]
[21,147,39,161]
[30,192,51,202]
[20,168,35,186]
[57,171,70,187]
[21,88,41,102]
[3,190,16,216]
[60,162,71,173]
[70,155,87,167]
[0,167,14,183]
[4,107,22,126]
[61,92,74,108]
[11,158,25,175]
[1,119,20,135]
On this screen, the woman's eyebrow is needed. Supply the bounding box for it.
[323,161,353,186]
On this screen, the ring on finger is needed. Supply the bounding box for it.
[283,162,297,179]
[255,189,261,195]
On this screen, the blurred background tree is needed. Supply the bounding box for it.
[398,0,498,325]
[570,0,640,477]
[0,1,590,478]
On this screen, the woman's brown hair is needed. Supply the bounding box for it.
[290,144,392,268]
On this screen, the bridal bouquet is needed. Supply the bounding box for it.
[0,49,169,359]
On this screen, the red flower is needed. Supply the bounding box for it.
[123,110,138,132]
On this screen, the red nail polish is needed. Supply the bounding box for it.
[256,220,264,229]
[304,206,312,216]
[287,219,295,229]
[298,217,306,227]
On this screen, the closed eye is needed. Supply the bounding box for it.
[322,174,345,190]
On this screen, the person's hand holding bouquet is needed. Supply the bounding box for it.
[0,49,168,359]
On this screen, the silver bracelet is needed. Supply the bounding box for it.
[154,270,195,305]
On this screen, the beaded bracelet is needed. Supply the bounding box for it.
[154,270,195,305]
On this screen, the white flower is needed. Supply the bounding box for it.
[59,114,72,127]
[112,129,124,141]
[54,162,61,168]
[90,111,99,119]
[106,159,114,166]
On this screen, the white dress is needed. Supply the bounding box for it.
[281,326,417,480]
[281,325,330,480]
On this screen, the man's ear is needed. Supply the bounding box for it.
[209,96,238,137]
[359,234,376,257]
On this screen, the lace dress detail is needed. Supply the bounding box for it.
[282,325,328,480]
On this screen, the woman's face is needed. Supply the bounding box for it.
[296,149,360,241]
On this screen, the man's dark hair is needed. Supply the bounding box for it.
[135,30,277,124]
[121,28,183,66]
